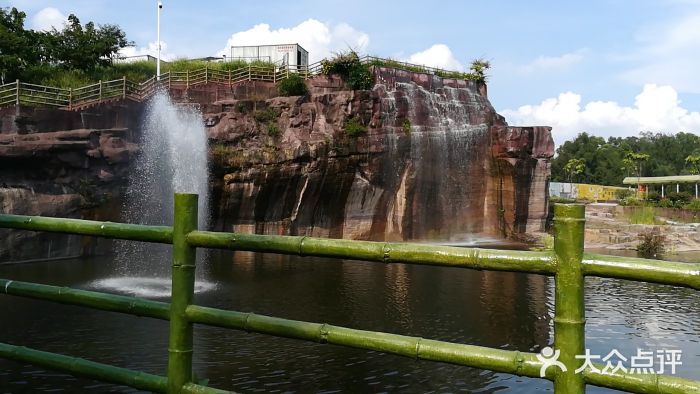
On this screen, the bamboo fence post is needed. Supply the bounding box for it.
[186,70,189,90]
[15,79,19,105]
[68,88,72,110]
[205,66,208,84]
[122,76,126,99]
[228,69,231,87]
[98,80,102,101]
[167,193,198,392]
[553,204,586,393]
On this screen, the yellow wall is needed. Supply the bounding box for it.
[574,183,627,201]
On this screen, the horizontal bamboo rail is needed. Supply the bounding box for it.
[583,253,700,290]
[186,230,556,274]
[0,194,699,393]
[1,212,695,287]
[0,278,170,319]
[185,304,545,379]
[0,214,172,244]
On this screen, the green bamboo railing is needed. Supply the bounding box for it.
[0,193,699,393]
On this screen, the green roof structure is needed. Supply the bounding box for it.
[623,175,700,198]
[622,175,700,185]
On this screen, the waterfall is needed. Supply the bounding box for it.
[380,82,490,240]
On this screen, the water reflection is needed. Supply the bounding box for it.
[88,277,218,298]
[385,264,412,329]
[0,250,698,392]
[193,251,553,392]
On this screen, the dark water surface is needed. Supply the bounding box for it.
[0,249,698,393]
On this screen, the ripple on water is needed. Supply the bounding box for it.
[89,277,217,298]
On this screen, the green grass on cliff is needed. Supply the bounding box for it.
[366,57,488,81]
[21,53,487,89]
[20,59,276,89]
[22,61,156,88]
[344,116,367,137]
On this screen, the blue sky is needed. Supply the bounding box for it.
[7,0,700,144]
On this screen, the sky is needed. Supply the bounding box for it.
[6,0,700,145]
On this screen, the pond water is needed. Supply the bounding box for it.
[0,248,698,393]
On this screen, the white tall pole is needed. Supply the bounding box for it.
[157,1,162,80]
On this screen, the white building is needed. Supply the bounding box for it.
[230,44,309,69]
[113,55,167,64]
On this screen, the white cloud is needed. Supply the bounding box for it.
[119,41,175,61]
[217,19,369,63]
[406,44,464,71]
[31,7,67,31]
[517,50,586,74]
[620,11,700,93]
[502,84,700,145]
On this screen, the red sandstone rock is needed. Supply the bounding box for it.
[204,71,553,240]
[0,70,553,261]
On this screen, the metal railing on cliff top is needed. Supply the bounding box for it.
[0,194,698,393]
[0,56,475,111]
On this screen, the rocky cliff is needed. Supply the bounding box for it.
[0,104,142,261]
[0,68,554,261]
[200,68,553,240]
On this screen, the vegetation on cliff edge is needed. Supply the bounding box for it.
[320,51,374,90]
[277,73,308,96]
[367,57,491,82]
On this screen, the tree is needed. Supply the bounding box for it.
[469,58,491,82]
[564,158,586,182]
[625,151,650,179]
[48,14,132,71]
[0,6,133,82]
[621,156,636,177]
[552,132,700,185]
[551,132,605,183]
[0,7,43,82]
[686,154,700,175]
